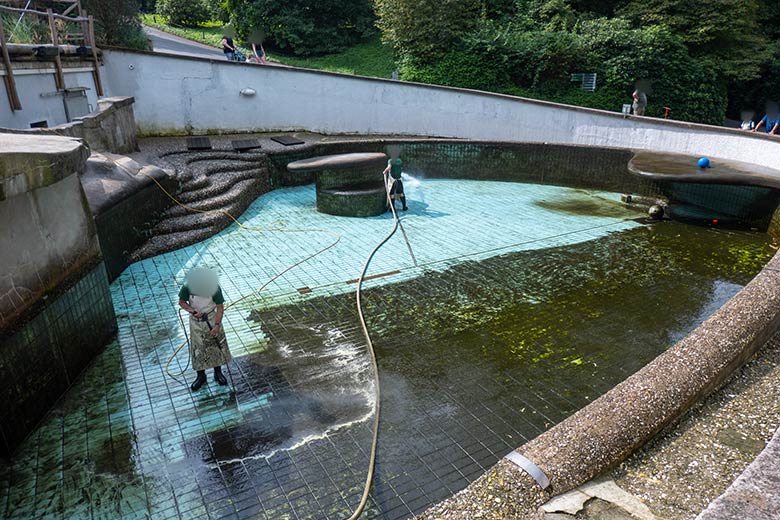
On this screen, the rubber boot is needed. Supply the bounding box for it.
[214,366,228,386]
[401,197,408,211]
[191,370,207,391]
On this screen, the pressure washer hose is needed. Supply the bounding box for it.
[135,164,399,520]
[347,174,401,519]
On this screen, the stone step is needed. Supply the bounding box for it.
[153,196,249,234]
[180,175,210,191]
[163,177,262,217]
[132,178,267,260]
[178,168,265,203]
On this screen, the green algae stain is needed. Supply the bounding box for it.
[534,192,643,219]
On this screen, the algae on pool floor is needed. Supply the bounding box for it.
[1,179,774,520]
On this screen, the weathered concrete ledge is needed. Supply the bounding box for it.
[419,248,780,519]
[287,152,387,172]
[0,96,138,154]
[629,151,780,189]
[0,133,116,457]
[0,133,89,200]
[696,425,780,520]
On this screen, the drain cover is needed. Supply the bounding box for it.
[271,135,305,146]
[231,139,262,152]
[186,137,212,151]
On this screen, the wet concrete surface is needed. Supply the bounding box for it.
[0,179,774,519]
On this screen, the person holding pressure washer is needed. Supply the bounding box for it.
[178,267,232,391]
[383,151,407,212]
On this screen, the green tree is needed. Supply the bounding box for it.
[374,0,482,62]
[82,0,149,49]
[157,0,210,27]
[227,0,376,56]
[618,0,769,81]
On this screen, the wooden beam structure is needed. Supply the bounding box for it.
[46,8,64,89]
[0,4,87,22]
[0,0,104,108]
[85,12,101,96]
[0,14,22,110]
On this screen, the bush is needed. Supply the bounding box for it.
[227,0,376,56]
[157,0,210,27]
[398,17,726,124]
[206,0,230,23]
[375,0,481,62]
[82,0,150,50]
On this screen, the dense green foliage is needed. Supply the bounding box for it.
[377,0,779,124]
[374,0,482,62]
[156,0,210,27]
[225,0,376,56]
[82,0,149,49]
[1,13,50,44]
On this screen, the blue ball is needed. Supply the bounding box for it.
[697,157,711,168]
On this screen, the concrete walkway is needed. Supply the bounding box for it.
[696,425,780,519]
[143,26,225,60]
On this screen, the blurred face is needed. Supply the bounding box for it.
[187,268,219,296]
[766,101,779,118]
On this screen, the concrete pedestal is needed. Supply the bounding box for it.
[287,152,388,217]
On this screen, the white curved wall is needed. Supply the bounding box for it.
[102,49,780,170]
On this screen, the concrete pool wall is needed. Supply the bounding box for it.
[99,48,780,171]
[0,134,117,457]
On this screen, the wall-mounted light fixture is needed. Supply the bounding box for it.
[240,88,256,97]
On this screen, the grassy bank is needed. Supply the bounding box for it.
[140,14,395,78]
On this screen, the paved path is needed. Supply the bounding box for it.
[143,25,225,60]
[696,425,780,520]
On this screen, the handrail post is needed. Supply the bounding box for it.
[47,8,65,90]
[0,15,22,111]
[85,13,103,96]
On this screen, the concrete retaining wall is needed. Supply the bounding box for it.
[101,49,780,171]
[0,65,99,129]
[1,96,139,154]
[0,133,116,457]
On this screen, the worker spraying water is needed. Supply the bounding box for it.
[383,145,408,212]
[178,267,232,391]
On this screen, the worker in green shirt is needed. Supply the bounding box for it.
[178,267,232,391]
[383,156,408,211]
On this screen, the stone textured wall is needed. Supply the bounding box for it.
[268,140,662,198]
[0,264,116,456]
[1,96,139,154]
[0,133,117,457]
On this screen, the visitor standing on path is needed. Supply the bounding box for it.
[251,41,267,64]
[632,84,647,116]
[178,268,232,391]
[249,29,267,64]
[221,35,236,61]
